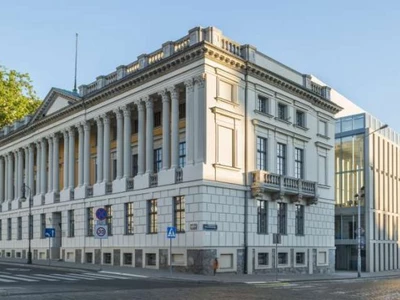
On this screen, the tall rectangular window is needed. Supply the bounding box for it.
[17,217,22,240]
[295,205,305,235]
[179,142,186,168]
[257,96,268,113]
[133,119,139,134]
[277,202,287,235]
[154,111,162,127]
[68,210,75,237]
[125,202,134,235]
[154,148,162,173]
[148,199,158,234]
[40,214,46,239]
[296,110,305,127]
[7,218,11,240]
[277,103,287,120]
[105,205,113,236]
[174,196,185,233]
[132,154,138,177]
[257,200,268,234]
[87,208,94,236]
[112,158,117,180]
[0,220,2,240]
[318,155,327,185]
[277,143,286,175]
[257,137,267,171]
[179,103,186,119]
[318,120,327,136]
[294,148,304,179]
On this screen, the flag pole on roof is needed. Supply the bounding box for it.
[73,33,78,93]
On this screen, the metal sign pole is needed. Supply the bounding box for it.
[100,238,103,271]
[48,237,51,266]
[170,238,172,274]
[275,241,278,281]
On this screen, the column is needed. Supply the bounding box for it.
[18,150,24,199]
[0,156,4,202]
[169,87,179,169]
[68,128,75,190]
[115,109,124,180]
[123,106,132,178]
[41,138,47,195]
[145,99,154,173]
[53,134,60,192]
[137,100,146,175]
[83,122,90,186]
[103,114,111,183]
[160,90,170,170]
[194,75,206,163]
[47,137,53,193]
[35,142,41,195]
[24,147,29,191]
[14,151,18,199]
[7,154,12,200]
[4,155,8,201]
[95,117,104,183]
[184,79,195,165]
[78,124,84,186]
[28,144,34,195]
[63,131,69,190]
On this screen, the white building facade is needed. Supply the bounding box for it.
[0,27,340,274]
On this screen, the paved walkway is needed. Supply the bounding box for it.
[0,258,399,284]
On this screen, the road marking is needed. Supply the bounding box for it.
[52,273,96,281]
[0,275,38,282]
[0,277,15,283]
[17,274,58,282]
[33,274,78,281]
[83,273,132,280]
[99,271,148,278]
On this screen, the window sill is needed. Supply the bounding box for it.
[257,232,269,235]
[215,97,239,107]
[278,264,289,268]
[147,232,158,235]
[124,233,134,236]
[274,117,291,125]
[213,164,241,172]
[255,264,272,270]
[317,133,330,140]
[254,110,274,119]
[177,231,185,234]
[293,124,309,131]
[318,184,330,189]
[295,234,305,237]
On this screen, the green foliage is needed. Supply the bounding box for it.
[0,66,41,128]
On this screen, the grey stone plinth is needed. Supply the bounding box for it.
[94,249,101,264]
[113,249,121,266]
[237,249,245,274]
[75,249,82,263]
[187,249,217,275]
[159,249,168,269]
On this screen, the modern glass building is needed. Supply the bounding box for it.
[335,112,400,272]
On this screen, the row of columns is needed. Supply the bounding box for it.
[0,75,206,203]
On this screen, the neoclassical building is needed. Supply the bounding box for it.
[0,26,340,274]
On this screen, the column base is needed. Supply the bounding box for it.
[112,178,127,193]
[45,192,60,205]
[33,194,45,206]
[11,199,21,210]
[134,174,150,190]
[1,200,10,212]
[158,169,178,186]
[60,188,73,202]
[74,185,87,199]
[183,164,203,181]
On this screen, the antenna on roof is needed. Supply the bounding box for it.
[73,33,78,93]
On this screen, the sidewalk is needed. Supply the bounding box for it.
[0,258,399,284]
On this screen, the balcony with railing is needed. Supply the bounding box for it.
[251,170,318,205]
[175,168,183,183]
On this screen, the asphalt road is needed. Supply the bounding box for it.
[0,263,399,299]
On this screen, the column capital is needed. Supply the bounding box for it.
[184,79,194,92]
[114,108,123,119]
[77,123,84,133]
[167,86,179,99]
[145,98,154,109]
[141,95,149,103]
[29,143,34,151]
[194,73,206,87]
[102,114,110,124]
[63,130,69,139]
[95,116,103,126]
[122,106,131,117]
[53,133,60,142]
[83,122,90,131]
[136,100,145,111]
[158,90,169,102]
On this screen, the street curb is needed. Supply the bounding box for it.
[99,271,148,278]
[0,261,96,273]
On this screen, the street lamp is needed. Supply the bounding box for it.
[355,123,388,278]
[20,183,32,264]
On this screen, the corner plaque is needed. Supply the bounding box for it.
[203,224,218,231]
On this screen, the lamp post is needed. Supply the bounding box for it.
[355,123,388,278]
[20,183,32,264]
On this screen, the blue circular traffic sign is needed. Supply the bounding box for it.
[96,208,107,220]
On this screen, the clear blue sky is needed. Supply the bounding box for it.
[1,0,399,131]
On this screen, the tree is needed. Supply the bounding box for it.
[0,66,41,129]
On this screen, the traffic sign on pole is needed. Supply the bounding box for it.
[96,208,108,221]
[94,225,108,239]
[44,228,56,238]
[167,227,177,239]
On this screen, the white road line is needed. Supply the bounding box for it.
[99,271,148,278]
[0,274,38,282]
[65,273,103,280]
[17,274,58,282]
[33,274,77,281]
[78,273,114,280]
[83,273,131,280]
[0,277,15,283]
[52,273,97,281]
